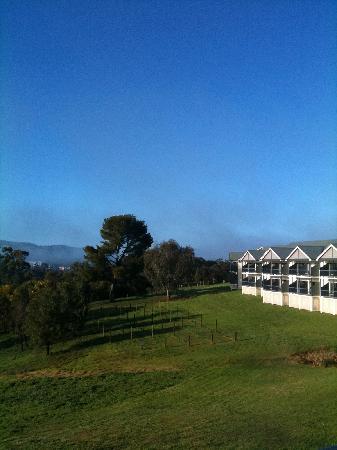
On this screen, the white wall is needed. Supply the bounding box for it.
[288,294,314,311]
[242,286,256,296]
[320,297,337,315]
[262,290,283,306]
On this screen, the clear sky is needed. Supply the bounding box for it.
[1,0,336,259]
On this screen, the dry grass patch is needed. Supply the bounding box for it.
[292,348,337,367]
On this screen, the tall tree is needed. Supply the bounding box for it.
[144,240,195,299]
[84,215,153,299]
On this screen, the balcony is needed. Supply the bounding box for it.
[263,283,280,292]
[289,286,311,295]
[320,269,337,277]
[289,268,310,276]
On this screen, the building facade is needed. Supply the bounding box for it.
[233,241,337,315]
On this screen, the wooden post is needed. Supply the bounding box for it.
[151,324,154,338]
[188,335,191,347]
[211,332,214,344]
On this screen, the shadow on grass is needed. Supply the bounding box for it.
[67,322,186,351]
[0,335,17,350]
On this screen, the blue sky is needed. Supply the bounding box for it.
[1,0,336,258]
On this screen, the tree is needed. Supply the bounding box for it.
[25,280,89,355]
[144,240,195,299]
[0,284,13,332]
[84,215,153,299]
[12,282,30,350]
[0,247,31,286]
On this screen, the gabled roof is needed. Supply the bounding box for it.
[260,246,295,261]
[316,244,337,261]
[286,245,325,261]
[240,249,264,261]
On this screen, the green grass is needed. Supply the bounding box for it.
[2,285,337,449]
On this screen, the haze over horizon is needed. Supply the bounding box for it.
[1,1,336,259]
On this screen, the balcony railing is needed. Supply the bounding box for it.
[289,268,310,275]
[320,269,337,277]
[289,287,311,295]
[263,285,280,291]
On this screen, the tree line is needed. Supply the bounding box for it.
[0,214,235,354]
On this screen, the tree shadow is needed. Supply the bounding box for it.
[0,335,17,350]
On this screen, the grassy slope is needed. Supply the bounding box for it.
[1,286,337,449]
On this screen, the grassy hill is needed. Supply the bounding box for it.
[1,286,337,449]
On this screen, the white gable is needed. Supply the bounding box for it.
[261,249,280,261]
[286,247,309,261]
[241,251,256,262]
[317,245,337,260]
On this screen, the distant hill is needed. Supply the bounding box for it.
[0,240,84,266]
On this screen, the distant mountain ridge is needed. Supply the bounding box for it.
[0,240,84,266]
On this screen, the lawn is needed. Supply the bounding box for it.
[1,285,337,449]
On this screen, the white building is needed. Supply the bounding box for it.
[233,240,337,315]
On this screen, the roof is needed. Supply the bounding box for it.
[298,246,326,260]
[228,251,244,261]
[288,239,337,247]
[261,246,295,260]
[247,249,265,260]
